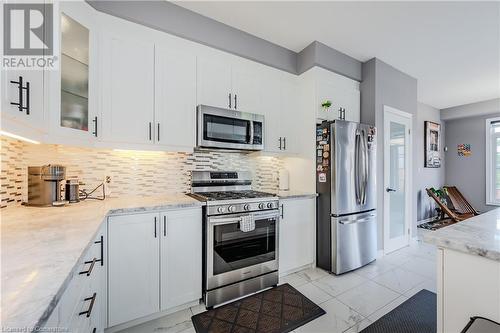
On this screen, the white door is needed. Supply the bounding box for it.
[101,34,154,144]
[383,106,412,253]
[196,56,232,109]
[154,44,196,150]
[279,198,315,275]
[160,209,202,311]
[108,213,160,327]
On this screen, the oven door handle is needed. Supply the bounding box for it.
[209,217,243,225]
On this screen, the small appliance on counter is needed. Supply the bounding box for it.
[27,165,66,206]
[65,179,80,203]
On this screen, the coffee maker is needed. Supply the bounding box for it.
[27,165,66,206]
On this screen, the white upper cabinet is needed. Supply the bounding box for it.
[197,56,232,109]
[231,63,262,113]
[2,68,46,140]
[101,30,155,145]
[312,67,361,123]
[154,44,196,151]
[47,1,100,143]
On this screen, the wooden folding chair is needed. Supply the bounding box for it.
[443,186,480,216]
[426,188,475,222]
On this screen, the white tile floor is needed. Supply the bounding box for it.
[118,239,437,333]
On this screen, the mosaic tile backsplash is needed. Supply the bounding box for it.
[0,136,284,208]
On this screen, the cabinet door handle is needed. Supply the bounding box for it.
[79,293,97,318]
[149,122,152,141]
[279,137,282,150]
[163,215,167,237]
[234,94,237,109]
[280,204,284,219]
[94,235,104,266]
[92,116,98,137]
[10,76,24,112]
[283,137,286,150]
[157,123,160,142]
[79,258,97,276]
[154,216,157,238]
[24,81,30,115]
[228,93,232,109]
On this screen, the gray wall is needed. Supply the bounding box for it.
[441,98,500,120]
[415,103,446,221]
[360,58,418,249]
[87,1,362,80]
[444,113,500,213]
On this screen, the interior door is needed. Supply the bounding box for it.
[383,107,412,253]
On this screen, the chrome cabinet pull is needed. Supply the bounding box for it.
[283,137,286,150]
[234,94,237,109]
[149,122,152,141]
[154,216,157,238]
[92,116,98,137]
[163,215,167,237]
[157,123,160,142]
[79,293,97,318]
[279,137,282,150]
[79,258,97,276]
[228,93,232,108]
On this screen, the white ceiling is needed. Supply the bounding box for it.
[174,1,500,110]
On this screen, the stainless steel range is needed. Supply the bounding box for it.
[190,171,279,308]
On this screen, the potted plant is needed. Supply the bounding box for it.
[321,100,332,112]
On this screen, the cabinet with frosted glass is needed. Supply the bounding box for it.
[47,1,100,144]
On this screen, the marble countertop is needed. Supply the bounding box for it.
[1,194,204,331]
[423,207,500,262]
[275,191,318,200]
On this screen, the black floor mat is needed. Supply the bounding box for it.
[191,283,326,333]
[361,289,436,333]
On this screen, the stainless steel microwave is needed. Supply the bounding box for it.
[197,105,264,151]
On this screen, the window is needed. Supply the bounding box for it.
[486,117,500,205]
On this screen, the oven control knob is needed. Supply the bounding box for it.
[228,205,235,212]
[267,202,274,209]
[217,206,225,213]
[258,203,265,209]
[243,204,250,211]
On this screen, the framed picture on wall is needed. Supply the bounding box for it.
[425,121,441,168]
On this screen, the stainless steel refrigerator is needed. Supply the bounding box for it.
[316,120,377,274]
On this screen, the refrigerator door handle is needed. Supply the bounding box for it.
[338,214,376,225]
[361,130,369,205]
[354,131,362,205]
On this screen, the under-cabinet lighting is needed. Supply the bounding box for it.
[113,149,164,154]
[0,131,40,144]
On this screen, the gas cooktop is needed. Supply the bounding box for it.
[190,190,276,202]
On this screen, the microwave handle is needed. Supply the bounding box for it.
[250,121,255,145]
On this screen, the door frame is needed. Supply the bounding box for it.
[383,105,413,254]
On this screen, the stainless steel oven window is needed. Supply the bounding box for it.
[213,216,276,275]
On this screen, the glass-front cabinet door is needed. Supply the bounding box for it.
[48,1,99,142]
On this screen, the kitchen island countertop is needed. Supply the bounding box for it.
[423,207,500,262]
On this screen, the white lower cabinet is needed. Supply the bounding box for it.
[44,225,106,333]
[107,212,160,327]
[279,198,316,275]
[160,209,202,311]
[107,208,202,328]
